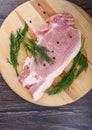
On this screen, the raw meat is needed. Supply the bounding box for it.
[19,13,81,101]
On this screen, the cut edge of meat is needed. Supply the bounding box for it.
[32,32,81,101]
[18,13,82,101]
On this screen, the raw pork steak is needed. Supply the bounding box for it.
[19,13,81,101]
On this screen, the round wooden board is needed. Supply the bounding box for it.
[0,0,92,106]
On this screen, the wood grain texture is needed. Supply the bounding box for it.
[0,0,92,106]
[0,0,92,130]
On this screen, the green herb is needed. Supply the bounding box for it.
[17,29,53,63]
[8,24,53,75]
[48,38,88,95]
[7,24,28,76]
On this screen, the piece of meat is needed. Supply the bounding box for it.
[36,13,75,40]
[19,13,81,101]
[46,13,75,25]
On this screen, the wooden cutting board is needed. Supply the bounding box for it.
[0,0,92,106]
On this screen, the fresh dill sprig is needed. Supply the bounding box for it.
[8,24,53,75]
[48,38,88,95]
[17,30,53,63]
[7,24,28,76]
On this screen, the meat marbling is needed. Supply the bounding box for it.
[19,13,81,101]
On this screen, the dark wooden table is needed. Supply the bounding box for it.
[0,0,92,130]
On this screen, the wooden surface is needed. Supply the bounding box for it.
[0,0,92,129]
[0,0,92,106]
[0,0,92,107]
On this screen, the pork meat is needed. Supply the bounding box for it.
[19,13,81,101]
